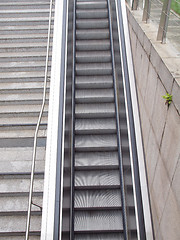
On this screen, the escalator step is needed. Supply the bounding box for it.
[75,134,117,151]
[75,151,119,168]
[75,169,120,188]
[74,210,123,232]
[76,19,108,29]
[74,232,125,240]
[76,40,110,51]
[75,118,116,134]
[75,103,115,118]
[76,29,109,40]
[74,189,121,208]
[76,50,111,63]
[76,75,113,89]
[76,9,108,19]
[76,1,107,10]
[75,89,114,103]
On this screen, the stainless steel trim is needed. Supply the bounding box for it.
[40,0,67,239]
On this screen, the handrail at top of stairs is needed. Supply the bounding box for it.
[25,0,54,239]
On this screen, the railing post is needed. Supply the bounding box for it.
[157,0,172,43]
[132,0,139,10]
[142,0,151,22]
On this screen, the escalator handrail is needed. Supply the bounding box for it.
[107,0,128,239]
[115,0,154,238]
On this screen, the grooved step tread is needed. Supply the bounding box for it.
[76,29,109,40]
[75,134,117,151]
[76,63,112,75]
[75,118,116,134]
[74,189,121,208]
[75,151,119,167]
[76,1,107,10]
[76,40,110,51]
[75,89,114,103]
[74,210,123,232]
[76,9,108,19]
[76,75,113,89]
[75,170,120,187]
[76,19,108,29]
[75,103,115,118]
[76,50,111,63]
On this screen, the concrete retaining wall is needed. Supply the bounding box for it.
[126,7,180,240]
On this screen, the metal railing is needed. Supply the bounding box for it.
[129,0,180,50]
[25,0,54,238]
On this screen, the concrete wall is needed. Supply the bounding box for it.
[126,7,180,240]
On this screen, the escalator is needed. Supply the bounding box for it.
[72,0,137,239]
[41,0,153,239]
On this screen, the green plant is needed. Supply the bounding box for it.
[162,93,172,106]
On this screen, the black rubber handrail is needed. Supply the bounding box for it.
[116,0,146,238]
[107,0,128,239]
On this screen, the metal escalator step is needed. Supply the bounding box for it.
[75,168,133,187]
[76,9,108,19]
[74,210,123,232]
[76,19,108,29]
[76,51,111,63]
[74,231,137,240]
[75,170,120,188]
[76,76,113,89]
[75,103,115,118]
[75,134,117,151]
[76,63,112,75]
[74,232,125,240]
[75,151,119,168]
[75,89,114,103]
[77,0,107,1]
[74,189,121,209]
[76,29,109,40]
[76,40,110,51]
[76,1,107,10]
[75,118,116,134]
